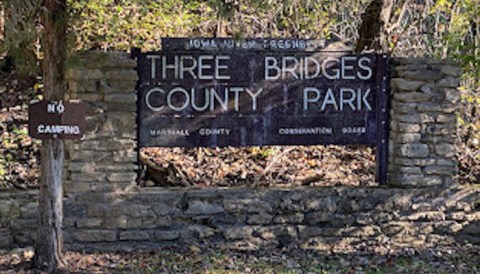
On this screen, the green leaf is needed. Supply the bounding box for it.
[13,127,28,136]
[0,164,5,177]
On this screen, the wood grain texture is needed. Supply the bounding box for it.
[34,0,67,272]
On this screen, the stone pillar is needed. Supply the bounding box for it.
[64,51,138,193]
[388,58,461,187]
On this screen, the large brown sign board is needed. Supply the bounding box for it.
[133,38,390,183]
[28,101,86,140]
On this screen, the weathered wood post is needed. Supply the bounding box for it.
[34,0,68,272]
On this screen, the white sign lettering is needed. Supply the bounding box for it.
[46,102,65,114]
[148,54,231,80]
[264,56,372,80]
[37,124,80,135]
[145,86,264,112]
[303,87,372,111]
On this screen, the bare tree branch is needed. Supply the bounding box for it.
[386,0,412,33]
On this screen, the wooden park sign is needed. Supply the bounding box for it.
[28,100,86,140]
[133,38,389,183]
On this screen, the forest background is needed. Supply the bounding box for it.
[0,0,478,188]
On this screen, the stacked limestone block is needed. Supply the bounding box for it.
[0,191,38,250]
[389,58,461,187]
[64,51,138,193]
[62,187,480,252]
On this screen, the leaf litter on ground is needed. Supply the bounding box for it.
[139,145,378,188]
[1,243,479,273]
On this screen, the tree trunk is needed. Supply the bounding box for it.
[34,140,65,272]
[33,0,67,272]
[0,3,4,42]
[355,0,393,52]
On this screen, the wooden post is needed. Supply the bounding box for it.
[34,0,67,272]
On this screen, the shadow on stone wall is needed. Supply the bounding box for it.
[60,185,480,252]
[1,186,478,253]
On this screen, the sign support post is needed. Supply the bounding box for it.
[375,54,390,184]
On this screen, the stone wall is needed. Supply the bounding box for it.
[1,51,478,252]
[64,51,138,193]
[0,191,38,249]
[1,187,479,252]
[389,58,461,187]
[65,187,480,251]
